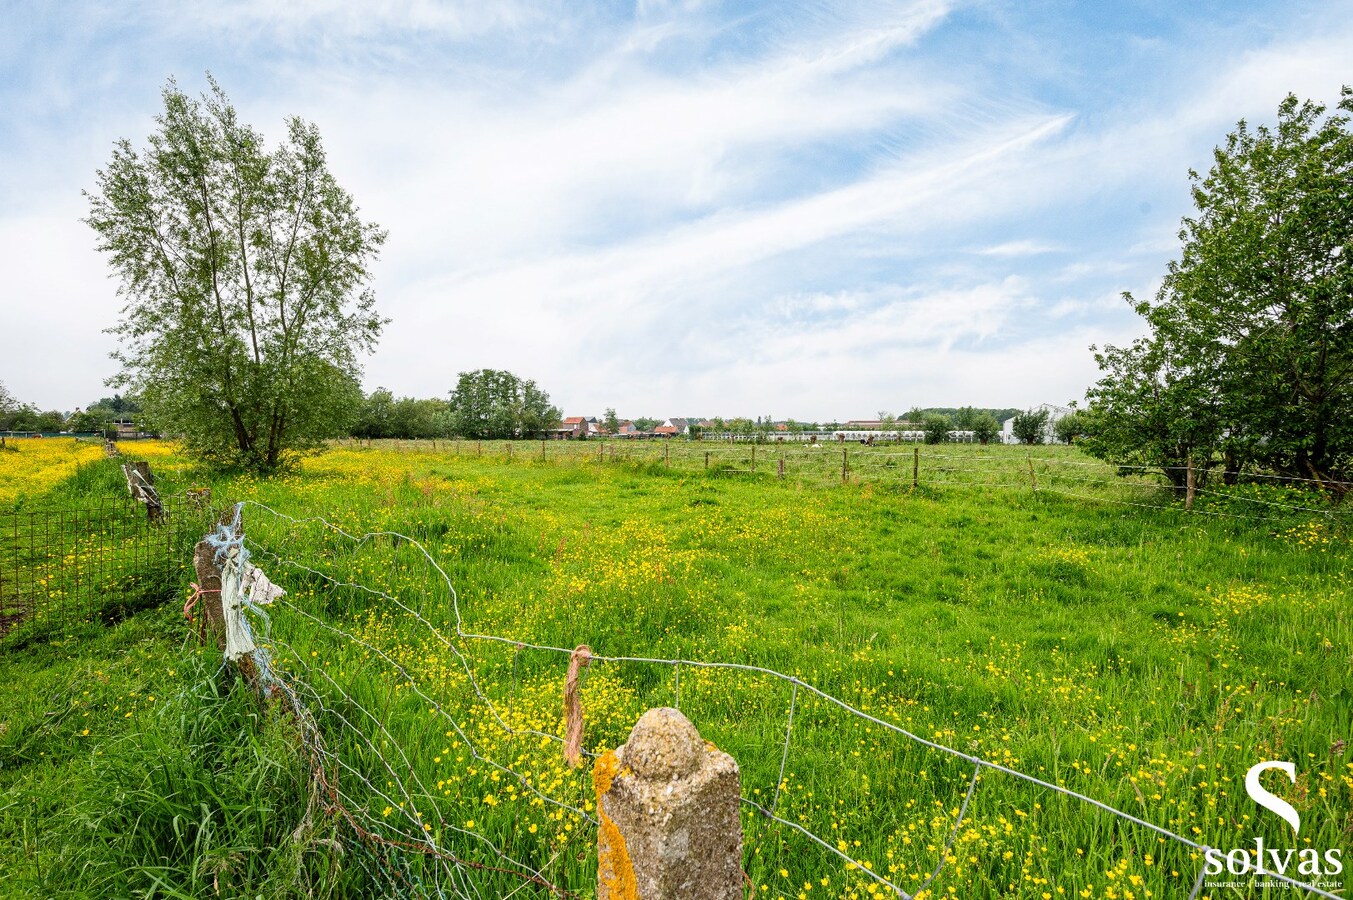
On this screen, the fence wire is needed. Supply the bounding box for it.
[204,497,1342,900]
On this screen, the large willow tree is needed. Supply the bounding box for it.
[1086,88,1353,494]
[86,77,386,472]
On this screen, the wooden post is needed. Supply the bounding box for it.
[507,442,513,460]
[477,441,482,457]
[751,445,756,473]
[777,457,784,480]
[912,447,919,489]
[664,443,670,467]
[122,460,163,522]
[1185,455,1196,510]
[704,451,710,469]
[1027,457,1037,492]
[542,440,547,462]
[842,448,848,485]
[192,540,226,645]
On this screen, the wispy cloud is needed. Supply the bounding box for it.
[977,240,1063,258]
[3,0,1352,417]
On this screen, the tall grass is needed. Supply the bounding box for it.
[2,441,1348,899]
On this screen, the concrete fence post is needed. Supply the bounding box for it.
[595,707,742,900]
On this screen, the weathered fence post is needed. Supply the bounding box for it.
[1027,457,1038,492]
[664,443,670,468]
[912,446,919,489]
[704,450,709,469]
[778,457,784,479]
[842,447,848,485]
[122,461,163,521]
[595,708,741,900]
[1185,455,1196,510]
[192,539,226,643]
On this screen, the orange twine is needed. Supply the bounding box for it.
[184,583,221,641]
[563,645,592,769]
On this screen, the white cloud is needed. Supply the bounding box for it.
[3,0,1353,419]
[977,240,1063,258]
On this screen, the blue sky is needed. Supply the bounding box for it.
[2,0,1350,420]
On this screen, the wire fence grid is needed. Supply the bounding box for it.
[208,497,1344,900]
[0,494,209,646]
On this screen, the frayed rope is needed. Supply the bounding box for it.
[563,645,592,769]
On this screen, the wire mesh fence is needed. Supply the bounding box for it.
[0,494,209,645]
[211,498,1345,900]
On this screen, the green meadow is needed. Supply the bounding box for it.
[1,441,1349,899]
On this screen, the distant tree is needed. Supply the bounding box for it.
[353,388,394,439]
[66,408,107,433]
[1054,409,1092,445]
[0,381,23,431]
[1011,408,1050,445]
[603,408,619,435]
[971,414,1000,445]
[922,414,951,444]
[952,406,981,430]
[903,407,925,425]
[388,396,448,439]
[447,369,559,439]
[86,77,385,472]
[5,408,65,433]
[91,394,141,415]
[633,417,659,432]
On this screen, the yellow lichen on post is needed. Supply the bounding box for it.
[595,750,638,900]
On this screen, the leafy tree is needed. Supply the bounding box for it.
[1053,409,1092,445]
[392,397,450,439]
[1011,408,1050,445]
[922,414,951,444]
[96,394,141,414]
[0,381,22,431]
[952,406,981,430]
[971,413,1000,445]
[1086,88,1353,491]
[603,408,619,435]
[85,77,385,472]
[447,369,559,439]
[353,388,394,439]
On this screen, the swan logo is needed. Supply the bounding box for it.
[1245,760,1300,836]
[1202,761,1343,887]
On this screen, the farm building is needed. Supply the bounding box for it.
[552,417,589,439]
